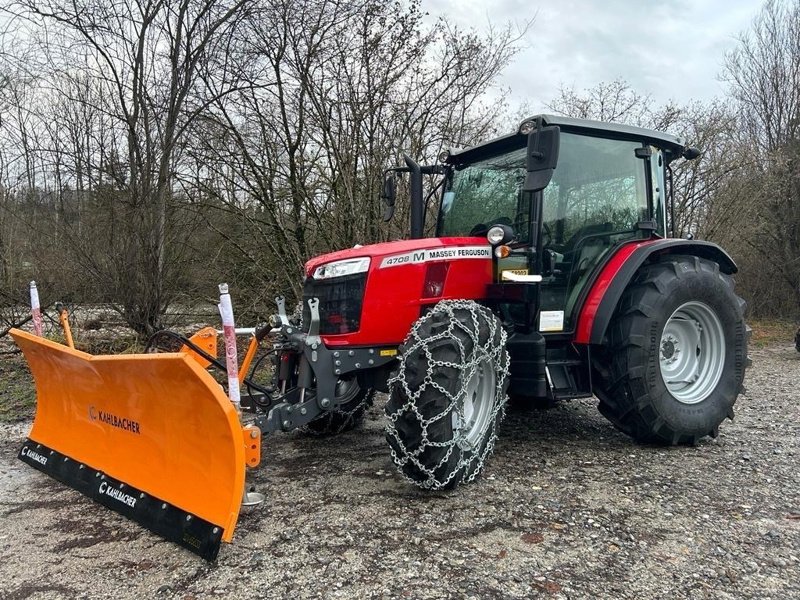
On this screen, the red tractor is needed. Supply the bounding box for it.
[260,114,749,489]
[12,115,749,559]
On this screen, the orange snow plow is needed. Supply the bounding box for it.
[14,284,375,561]
[11,328,259,560]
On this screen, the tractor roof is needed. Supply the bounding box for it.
[448,114,686,163]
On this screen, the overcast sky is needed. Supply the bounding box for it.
[426,0,761,112]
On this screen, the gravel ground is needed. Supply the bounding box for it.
[0,344,798,599]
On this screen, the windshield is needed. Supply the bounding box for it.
[438,146,531,242]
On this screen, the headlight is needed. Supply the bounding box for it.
[313,257,370,280]
[487,224,514,245]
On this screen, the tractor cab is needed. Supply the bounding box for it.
[435,115,685,334]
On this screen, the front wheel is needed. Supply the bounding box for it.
[593,255,748,445]
[385,301,509,490]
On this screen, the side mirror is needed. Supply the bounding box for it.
[381,174,396,222]
[522,124,560,192]
[682,146,702,160]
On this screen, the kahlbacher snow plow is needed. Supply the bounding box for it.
[13,287,261,560]
[13,115,749,559]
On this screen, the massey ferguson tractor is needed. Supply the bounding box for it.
[11,115,749,560]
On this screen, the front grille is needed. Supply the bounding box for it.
[302,273,367,335]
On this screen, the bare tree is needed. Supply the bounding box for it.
[187,0,528,304]
[714,0,800,317]
[723,0,800,154]
[6,0,251,335]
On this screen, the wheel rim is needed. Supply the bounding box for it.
[334,377,360,406]
[455,357,496,447]
[659,301,726,404]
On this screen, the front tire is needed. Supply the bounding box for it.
[385,301,509,490]
[593,255,748,445]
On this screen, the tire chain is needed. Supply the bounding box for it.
[385,300,509,490]
[300,389,373,436]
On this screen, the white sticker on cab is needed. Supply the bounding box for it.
[539,310,565,332]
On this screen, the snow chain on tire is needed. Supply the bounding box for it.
[385,300,509,490]
[302,380,374,436]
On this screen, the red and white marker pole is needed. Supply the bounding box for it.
[29,281,43,337]
[217,283,241,413]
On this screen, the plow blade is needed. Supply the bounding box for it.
[11,329,247,560]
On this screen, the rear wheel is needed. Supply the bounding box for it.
[385,301,509,490]
[593,255,748,445]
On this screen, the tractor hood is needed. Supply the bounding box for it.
[303,236,493,346]
[304,237,488,277]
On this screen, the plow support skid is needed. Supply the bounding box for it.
[11,329,247,560]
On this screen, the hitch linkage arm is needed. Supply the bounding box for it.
[254,297,336,434]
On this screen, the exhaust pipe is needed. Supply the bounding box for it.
[403,154,424,239]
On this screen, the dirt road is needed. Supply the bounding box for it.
[0,345,798,599]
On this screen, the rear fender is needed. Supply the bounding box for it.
[574,239,738,345]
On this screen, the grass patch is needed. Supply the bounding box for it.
[0,331,141,424]
[0,353,35,422]
[748,319,798,348]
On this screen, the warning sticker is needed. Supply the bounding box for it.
[539,310,565,332]
[380,246,491,268]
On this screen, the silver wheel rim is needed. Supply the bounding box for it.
[454,357,496,448]
[659,301,726,405]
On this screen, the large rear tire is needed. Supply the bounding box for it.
[385,301,509,490]
[593,255,748,445]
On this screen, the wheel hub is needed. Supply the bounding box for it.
[452,358,496,449]
[660,336,678,362]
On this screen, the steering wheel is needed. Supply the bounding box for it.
[469,223,488,236]
[470,216,513,237]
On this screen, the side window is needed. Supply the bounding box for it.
[540,134,650,331]
[543,135,648,247]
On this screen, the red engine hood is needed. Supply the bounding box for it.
[304,237,488,277]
